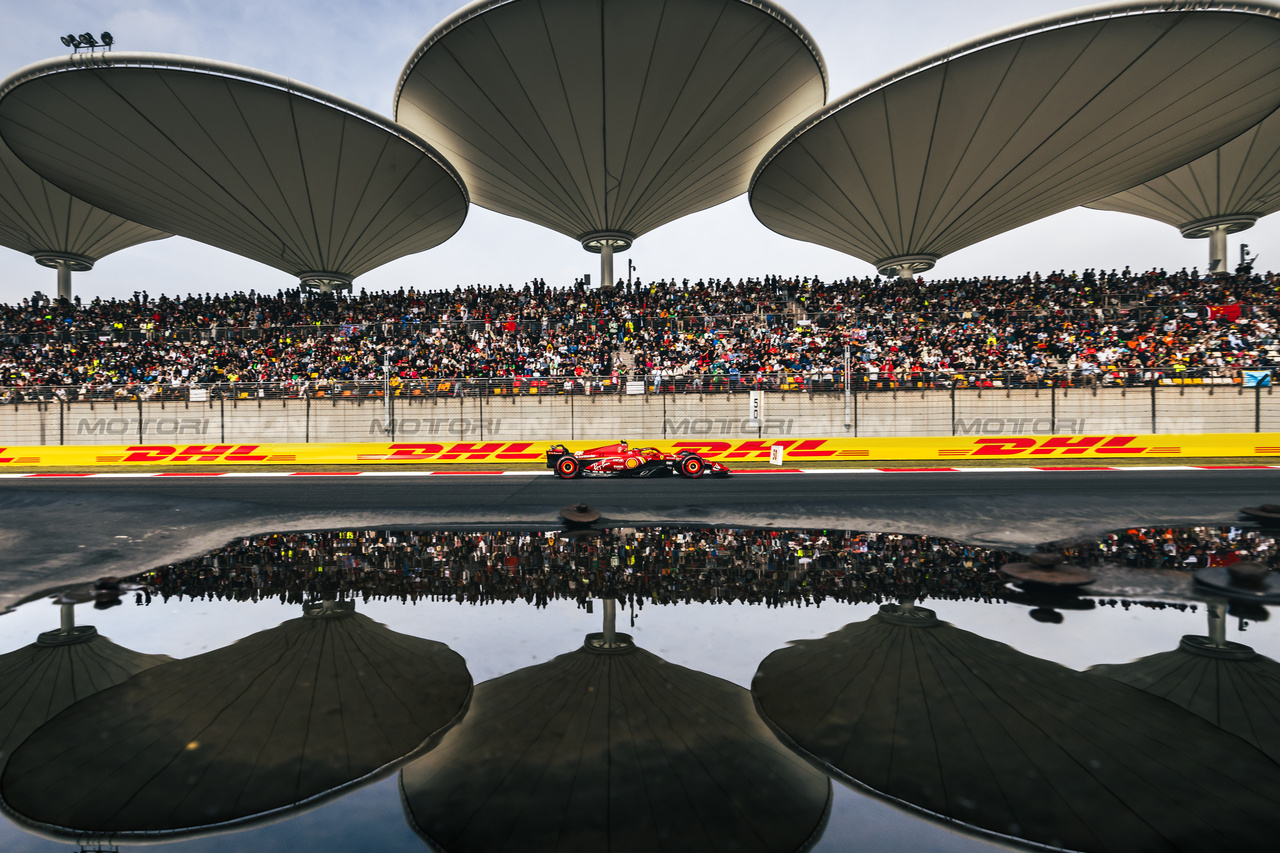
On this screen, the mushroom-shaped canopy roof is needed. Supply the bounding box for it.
[750,1,1280,277]
[1085,107,1280,234]
[752,605,1280,853]
[394,0,827,248]
[401,642,831,853]
[0,628,169,768]
[0,53,469,286]
[1090,637,1280,763]
[1,606,472,839]
[0,139,168,266]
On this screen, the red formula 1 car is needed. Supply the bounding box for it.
[547,441,730,479]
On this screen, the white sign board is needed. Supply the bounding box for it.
[770,443,785,466]
[747,390,761,427]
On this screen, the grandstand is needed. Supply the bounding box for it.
[0,266,1274,402]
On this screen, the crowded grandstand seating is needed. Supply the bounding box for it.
[1,266,1276,401]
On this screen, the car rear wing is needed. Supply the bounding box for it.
[546,444,569,469]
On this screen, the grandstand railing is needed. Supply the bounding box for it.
[0,367,1267,403]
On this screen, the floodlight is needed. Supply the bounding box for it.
[100,32,113,46]
[60,36,72,47]
[79,33,97,46]
[65,34,80,47]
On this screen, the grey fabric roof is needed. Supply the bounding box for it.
[752,605,1280,853]
[1,607,472,839]
[394,0,826,246]
[0,53,468,282]
[1085,107,1280,230]
[0,138,167,263]
[750,1,1280,275]
[401,642,831,853]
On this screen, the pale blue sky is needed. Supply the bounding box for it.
[1,0,1276,302]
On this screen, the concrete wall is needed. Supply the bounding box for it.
[0,386,1274,445]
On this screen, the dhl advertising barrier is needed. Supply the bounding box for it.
[0,433,1278,467]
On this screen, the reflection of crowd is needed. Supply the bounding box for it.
[1,265,1277,399]
[1063,525,1278,570]
[135,528,1013,609]
[129,524,1277,610]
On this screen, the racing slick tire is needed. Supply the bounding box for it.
[555,456,582,479]
[679,454,706,479]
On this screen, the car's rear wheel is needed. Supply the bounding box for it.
[680,455,705,479]
[556,456,581,479]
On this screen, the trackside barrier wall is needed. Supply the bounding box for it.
[0,386,1273,446]
[0,434,1277,466]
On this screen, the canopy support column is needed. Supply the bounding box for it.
[1208,226,1229,276]
[56,261,73,301]
[1207,599,1228,647]
[601,242,614,291]
[33,252,95,302]
[298,272,354,294]
[1180,215,1258,277]
[603,599,617,646]
[875,254,938,281]
[580,231,634,290]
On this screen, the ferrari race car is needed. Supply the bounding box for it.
[546,441,730,479]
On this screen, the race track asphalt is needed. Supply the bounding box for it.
[2,467,1277,508]
[2,468,1277,609]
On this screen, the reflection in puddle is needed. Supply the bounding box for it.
[2,600,471,842]
[401,601,831,853]
[753,601,1280,853]
[0,599,170,775]
[0,524,1276,852]
[1090,600,1280,763]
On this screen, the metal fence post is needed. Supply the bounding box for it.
[59,399,64,446]
[1257,382,1262,433]
[305,395,311,443]
[1050,385,1056,433]
[1151,383,1157,434]
[950,385,956,436]
[220,396,225,442]
[137,397,143,443]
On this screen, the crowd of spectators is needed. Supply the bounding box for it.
[127,523,1275,611]
[1,264,1277,401]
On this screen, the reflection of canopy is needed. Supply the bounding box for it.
[1,606,471,838]
[0,53,468,290]
[1086,108,1280,234]
[0,626,168,767]
[750,2,1280,277]
[401,639,830,852]
[752,604,1280,853]
[1,140,167,266]
[394,0,826,248]
[1090,607,1280,763]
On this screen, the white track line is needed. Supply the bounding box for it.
[0,465,1277,478]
